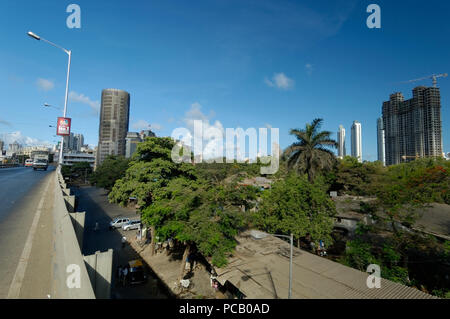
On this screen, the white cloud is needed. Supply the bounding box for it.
[0,119,12,127]
[265,73,294,90]
[36,78,54,91]
[131,120,163,131]
[173,102,226,160]
[305,63,313,75]
[0,131,52,149]
[69,91,100,114]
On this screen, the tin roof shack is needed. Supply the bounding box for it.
[215,230,436,299]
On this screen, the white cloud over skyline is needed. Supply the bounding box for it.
[36,78,54,91]
[0,131,52,149]
[69,91,100,114]
[305,63,313,75]
[131,119,162,131]
[264,73,294,90]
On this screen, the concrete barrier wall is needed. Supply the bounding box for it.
[69,212,85,250]
[52,168,95,299]
[64,195,76,212]
[84,249,113,299]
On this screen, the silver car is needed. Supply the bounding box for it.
[109,217,130,230]
[122,220,141,231]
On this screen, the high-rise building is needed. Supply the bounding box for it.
[377,117,385,165]
[139,129,156,140]
[0,139,4,152]
[73,133,84,152]
[125,129,156,158]
[9,141,21,153]
[382,86,443,165]
[96,89,130,166]
[337,125,346,159]
[351,121,362,163]
[125,132,141,158]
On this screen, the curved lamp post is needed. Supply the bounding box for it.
[28,31,72,165]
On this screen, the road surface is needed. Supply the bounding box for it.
[76,186,170,299]
[0,166,55,298]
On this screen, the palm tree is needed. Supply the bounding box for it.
[283,118,337,181]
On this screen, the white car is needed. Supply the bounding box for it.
[122,220,141,231]
[109,217,130,230]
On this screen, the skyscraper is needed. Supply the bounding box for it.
[96,89,130,166]
[73,133,84,152]
[382,86,443,165]
[337,125,346,159]
[125,132,141,158]
[377,117,385,165]
[351,121,362,163]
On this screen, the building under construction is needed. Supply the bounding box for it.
[382,86,443,165]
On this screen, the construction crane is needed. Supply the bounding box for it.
[401,73,448,87]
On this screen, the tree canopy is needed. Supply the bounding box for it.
[253,173,336,246]
[90,155,130,191]
[108,137,258,267]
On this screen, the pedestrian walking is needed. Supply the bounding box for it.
[122,266,128,286]
[117,265,123,279]
[117,265,123,286]
[94,222,99,231]
[121,236,127,248]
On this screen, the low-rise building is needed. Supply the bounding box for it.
[62,152,96,167]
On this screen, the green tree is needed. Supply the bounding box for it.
[333,156,386,195]
[90,155,130,191]
[109,137,257,274]
[253,173,336,248]
[283,118,337,182]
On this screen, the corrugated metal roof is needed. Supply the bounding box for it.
[215,230,437,299]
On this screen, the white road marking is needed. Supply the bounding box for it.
[6,175,52,299]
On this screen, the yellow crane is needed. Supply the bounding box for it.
[401,73,448,87]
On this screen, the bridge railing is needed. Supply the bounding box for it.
[52,167,96,299]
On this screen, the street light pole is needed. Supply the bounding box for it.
[59,50,72,166]
[250,230,294,299]
[289,233,293,299]
[27,31,72,166]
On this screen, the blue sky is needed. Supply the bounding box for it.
[1,0,449,161]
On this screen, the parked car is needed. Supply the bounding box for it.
[109,217,130,230]
[127,259,147,285]
[122,220,141,231]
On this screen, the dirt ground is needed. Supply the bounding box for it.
[128,237,227,299]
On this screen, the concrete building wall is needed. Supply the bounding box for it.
[351,121,362,162]
[382,87,443,165]
[337,125,346,159]
[96,89,130,166]
[377,117,385,165]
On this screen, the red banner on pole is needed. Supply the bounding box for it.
[56,117,71,136]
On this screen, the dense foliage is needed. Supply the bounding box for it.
[253,173,336,247]
[90,155,130,191]
[98,122,449,296]
[108,137,258,267]
[61,162,92,184]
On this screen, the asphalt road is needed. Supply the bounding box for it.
[0,166,55,298]
[76,186,170,299]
